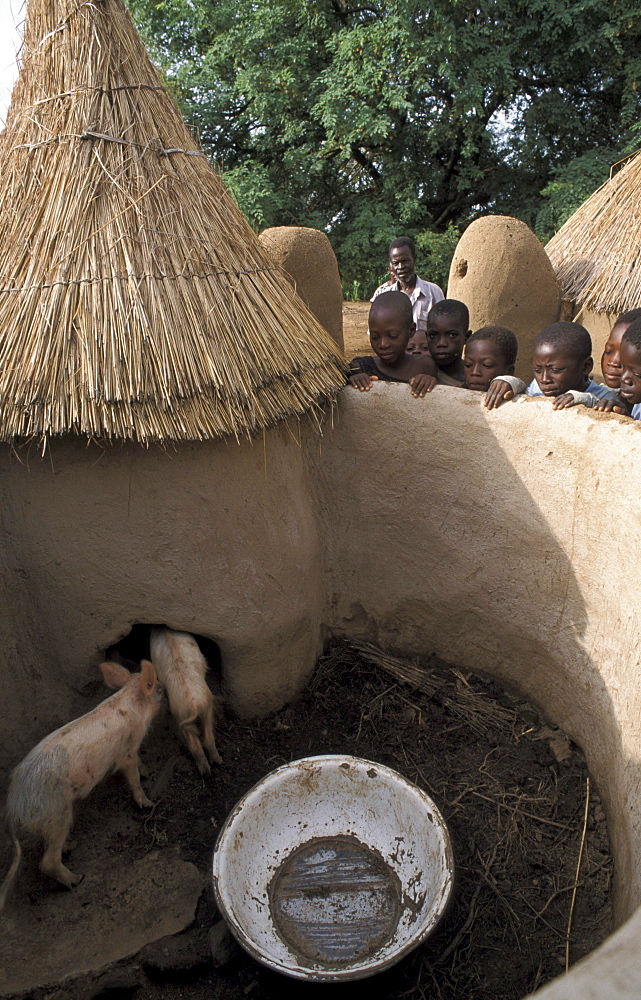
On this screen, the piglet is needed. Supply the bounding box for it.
[150,627,222,774]
[0,660,162,909]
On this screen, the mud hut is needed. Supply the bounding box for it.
[259,226,344,351]
[546,151,641,359]
[447,215,561,380]
[0,0,345,747]
[1,3,641,998]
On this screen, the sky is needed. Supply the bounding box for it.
[0,0,23,124]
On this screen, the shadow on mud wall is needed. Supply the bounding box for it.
[316,385,638,922]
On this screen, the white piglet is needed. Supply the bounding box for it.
[0,660,162,909]
[150,627,222,774]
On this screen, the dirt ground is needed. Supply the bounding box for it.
[2,639,612,1000]
[342,302,372,361]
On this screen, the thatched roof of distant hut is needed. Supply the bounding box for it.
[546,151,641,316]
[0,0,346,445]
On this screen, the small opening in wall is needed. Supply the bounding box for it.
[105,623,222,695]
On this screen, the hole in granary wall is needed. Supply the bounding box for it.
[105,623,223,694]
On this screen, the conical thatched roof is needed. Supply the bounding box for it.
[0,0,346,444]
[546,151,641,316]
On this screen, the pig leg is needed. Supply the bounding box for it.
[200,705,223,765]
[118,753,154,808]
[40,804,82,888]
[181,721,211,775]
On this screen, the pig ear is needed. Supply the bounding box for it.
[140,659,157,694]
[100,661,132,690]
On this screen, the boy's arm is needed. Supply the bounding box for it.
[484,375,527,409]
[409,355,438,396]
[348,372,378,391]
[347,360,377,392]
[415,355,438,377]
[552,390,631,413]
[593,394,632,415]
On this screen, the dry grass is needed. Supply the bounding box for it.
[0,0,346,445]
[546,150,641,315]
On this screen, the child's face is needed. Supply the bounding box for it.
[463,340,511,391]
[531,343,592,397]
[601,322,628,389]
[426,315,469,367]
[368,308,413,365]
[407,330,430,355]
[618,339,641,406]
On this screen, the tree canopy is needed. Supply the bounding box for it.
[127,0,641,290]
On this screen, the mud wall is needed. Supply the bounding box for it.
[0,426,325,773]
[318,385,641,999]
[259,226,344,351]
[1,387,641,998]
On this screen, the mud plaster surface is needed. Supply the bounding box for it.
[0,642,611,1000]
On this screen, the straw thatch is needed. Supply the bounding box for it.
[545,151,641,316]
[0,0,347,445]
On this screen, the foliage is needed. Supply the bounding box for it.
[127,0,641,292]
[414,226,461,292]
[534,149,620,242]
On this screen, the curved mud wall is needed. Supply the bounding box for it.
[0,426,324,772]
[1,390,641,997]
[318,387,641,998]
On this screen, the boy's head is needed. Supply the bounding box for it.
[619,318,641,407]
[407,329,430,355]
[531,322,592,397]
[426,300,471,368]
[368,291,415,364]
[463,326,518,391]
[601,309,641,389]
[388,236,417,286]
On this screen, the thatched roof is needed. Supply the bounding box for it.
[545,151,641,316]
[0,0,346,444]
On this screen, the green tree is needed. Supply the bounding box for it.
[127,0,641,289]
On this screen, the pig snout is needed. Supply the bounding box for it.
[150,627,222,774]
[0,659,160,909]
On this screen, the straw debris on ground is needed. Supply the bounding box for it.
[546,149,641,315]
[7,638,612,1000]
[0,0,346,445]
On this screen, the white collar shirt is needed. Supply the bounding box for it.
[370,275,445,332]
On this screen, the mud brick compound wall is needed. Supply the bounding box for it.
[0,389,640,999]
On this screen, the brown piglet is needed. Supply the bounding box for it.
[0,660,162,909]
[150,627,222,774]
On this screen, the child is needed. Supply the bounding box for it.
[593,318,641,419]
[463,326,518,392]
[484,322,617,409]
[407,329,430,356]
[348,291,437,398]
[617,321,641,418]
[425,299,471,386]
[600,308,641,390]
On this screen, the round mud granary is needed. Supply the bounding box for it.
[447,215,561,381]
[259,226,344,351]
